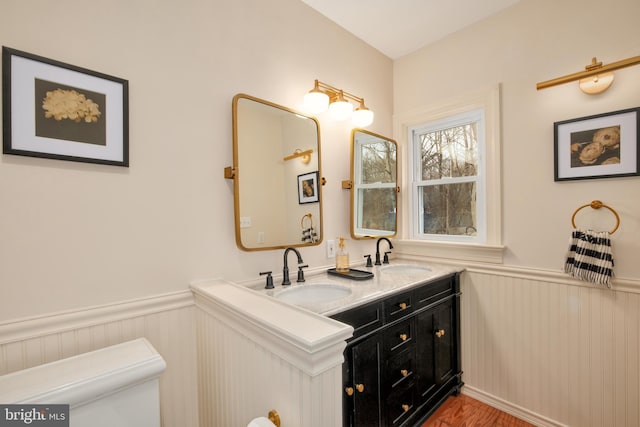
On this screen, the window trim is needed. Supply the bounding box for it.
[393,84,503,263]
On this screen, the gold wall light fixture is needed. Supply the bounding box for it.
[303,79,374,127]
[536,55,640,94]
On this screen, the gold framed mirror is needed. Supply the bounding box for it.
[228,94,323,251]
[347,128,397,239]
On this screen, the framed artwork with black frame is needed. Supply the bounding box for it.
[554,107,639,181]
[298,171,319,204]
[2,46,129,166]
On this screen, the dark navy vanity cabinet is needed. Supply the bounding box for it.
[331,273,463,427]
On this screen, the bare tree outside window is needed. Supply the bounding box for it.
[416,122,479,236]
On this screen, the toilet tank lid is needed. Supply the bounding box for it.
[0,338,166,406]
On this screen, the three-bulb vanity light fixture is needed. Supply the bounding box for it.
[536,55,640,95]
[303,79,374,127]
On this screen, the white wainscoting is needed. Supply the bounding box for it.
[461,267,640,427]
[3,268,638,427]
[0,290,199,427]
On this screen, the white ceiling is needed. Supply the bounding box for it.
[301,0,521,59]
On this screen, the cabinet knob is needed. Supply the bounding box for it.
[435,329,446,338]
[401,369,409,377]
[356,383,365,393]
[345,387,354,396]
[402,404,410,412]
[399,302,407,310]
[399,333,408,341]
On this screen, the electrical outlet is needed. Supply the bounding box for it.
[327,239,336,258]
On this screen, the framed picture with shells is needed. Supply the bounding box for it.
[2,47,129,166]
[554,107,639,181]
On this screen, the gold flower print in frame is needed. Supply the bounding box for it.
[2,46,129,166]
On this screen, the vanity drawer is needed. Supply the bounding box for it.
[383,318,414,355]
[384,290,413,323]
[331,300,383,341]
[386,383,416,427]
[415,275,455,308]
[385,348,416,391]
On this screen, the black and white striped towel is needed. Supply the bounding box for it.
[564,228,614,287]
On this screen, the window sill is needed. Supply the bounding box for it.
[393,239,505,264]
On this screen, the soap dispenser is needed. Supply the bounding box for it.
[336,237,350,273]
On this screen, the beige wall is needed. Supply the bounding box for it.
[2,0,640,425]
[0,0,393,321]
[393,1,640,424]
[394,0,640,280]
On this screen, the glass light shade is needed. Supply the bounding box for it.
[352,107,374,127]
[329,100,353,121]
[303,90,330,114]
[579,72,614,94]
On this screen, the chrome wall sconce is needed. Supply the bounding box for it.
[303,79,374,127]
[536,55,640,95]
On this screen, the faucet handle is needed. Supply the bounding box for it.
[364,255,373,268]
[374,252,382,266]
[297,264,308,283]
[383,251,391,264]
[260,271,274,289]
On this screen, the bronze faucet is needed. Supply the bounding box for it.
[282,247,306,286]
[375,237,393,265]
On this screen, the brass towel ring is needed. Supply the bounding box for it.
[571,200,620,234]
[301,213,313,229]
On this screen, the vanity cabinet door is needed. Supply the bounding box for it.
[433,300,456,385]
[415,307,436,399]
[343,335,382,427]
[415,297,458,401]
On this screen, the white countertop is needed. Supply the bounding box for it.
[252,259,464,317]
[191,259,463,376]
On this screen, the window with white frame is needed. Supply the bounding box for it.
[397,85,502,261]
[410,110,485,242]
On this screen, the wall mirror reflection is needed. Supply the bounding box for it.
[229,94,323,251]
[349,128,397,239]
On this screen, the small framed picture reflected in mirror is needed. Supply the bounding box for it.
[298,171,319,204]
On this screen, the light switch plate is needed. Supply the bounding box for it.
[327,239,335,258]
[240,216,252,228]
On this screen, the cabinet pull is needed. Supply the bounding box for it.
[400,369,409,377]
[399,302,407,310]
[399,333,408,341]
[356,383,365,393]
[402,404,410,412]
[435,329,446,338]
[345,387,354,396]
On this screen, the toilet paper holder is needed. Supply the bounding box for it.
[248,409,280,427]
[268,410,280,427]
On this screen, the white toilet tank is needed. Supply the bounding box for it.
[0,338,166,427]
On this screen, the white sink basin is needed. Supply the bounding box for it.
[381,264,431,275]
[275,284,352,305]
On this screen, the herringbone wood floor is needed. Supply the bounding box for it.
[421,394,535,427]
